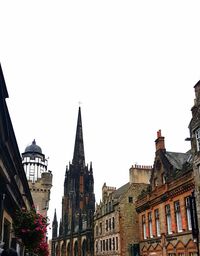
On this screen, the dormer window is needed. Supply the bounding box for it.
[195,128,200,151]
[154,178,158,187]
[162,173,166,184]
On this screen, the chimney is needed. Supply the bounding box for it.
[194,80,200,100]
[191,81,200,116]
[155,129,165,152]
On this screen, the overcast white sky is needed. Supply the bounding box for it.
[0,1,200,238]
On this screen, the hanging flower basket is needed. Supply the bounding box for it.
[13,207,49,255]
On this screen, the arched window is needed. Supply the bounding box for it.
[67,243,70,256]
[61,243,66,256]
[74,241,78,256]
[82,239,87,256]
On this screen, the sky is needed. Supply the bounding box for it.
[0,0,200,238]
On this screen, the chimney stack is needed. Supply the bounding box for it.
[155,129,165,152]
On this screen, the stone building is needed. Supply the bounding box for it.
[188,80,200,254]
[51,107,95,256]
[94,165,151,256]
[21,140,52,217]
[0,64,33,253]
[136,130,198,256]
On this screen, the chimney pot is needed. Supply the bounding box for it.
[155,129,165,152]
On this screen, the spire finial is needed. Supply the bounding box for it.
[53,209,57,222]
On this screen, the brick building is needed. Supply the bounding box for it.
[136,130,198,256]
[94,165,151,256]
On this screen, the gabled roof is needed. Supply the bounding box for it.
[165,151,192,170]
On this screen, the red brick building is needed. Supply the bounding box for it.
[136,130,198,256]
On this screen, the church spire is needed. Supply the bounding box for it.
[72,107,85,167]
[52,209,58,239]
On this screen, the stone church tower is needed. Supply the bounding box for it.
[21,140,53,217]
[51,107,95,256]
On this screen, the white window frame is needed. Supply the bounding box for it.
[142,215,147,239]
[165,205,172,234]
[195,128,200,151]
[148,212,153,238]
[175,201,182,232]
[155,209,161,237]
[186,197,192,230]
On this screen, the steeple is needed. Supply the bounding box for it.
[72,107,85,167]
[52,209,58,239]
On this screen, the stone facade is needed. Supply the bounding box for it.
[51,107,95,256]
[22,140,53,218]
[94,166,150,256]
[136,130,198,256]
[188,81,200,254]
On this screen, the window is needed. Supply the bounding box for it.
[96,225,99,236]
[106,219,108,231]
[155,209,161,236]
[112,237,115,250]
[109,238,112,250]
[103,240,105,251]
[174,201,182,232]
[96,241,98,253]
[165,205,172,234]
[185,197,192,230]
[148,212,153,238]
[109,201,111,211]
[100,240,102,252]
[106,239,108,251]
[142,215,147,239]
[189,253,198,256]
[162,173,166,184]
[195,128,200,151]
[154,178,158,187]
[100,222,102,235]
[112,217,115,229]
[128,196,133,203]
[116,237,118,250]
[109,218,111,230]
[105,204,108,213]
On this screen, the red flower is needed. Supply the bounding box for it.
[13,207,49,254]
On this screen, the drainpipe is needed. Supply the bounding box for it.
[0,194,5,243]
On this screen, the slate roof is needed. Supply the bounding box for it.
[165,150,192,170]
[113,182,130,200]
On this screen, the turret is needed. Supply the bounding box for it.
[22,140,52,217]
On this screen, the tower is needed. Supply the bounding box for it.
[22,140,53,217]
[52,107,95,256]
